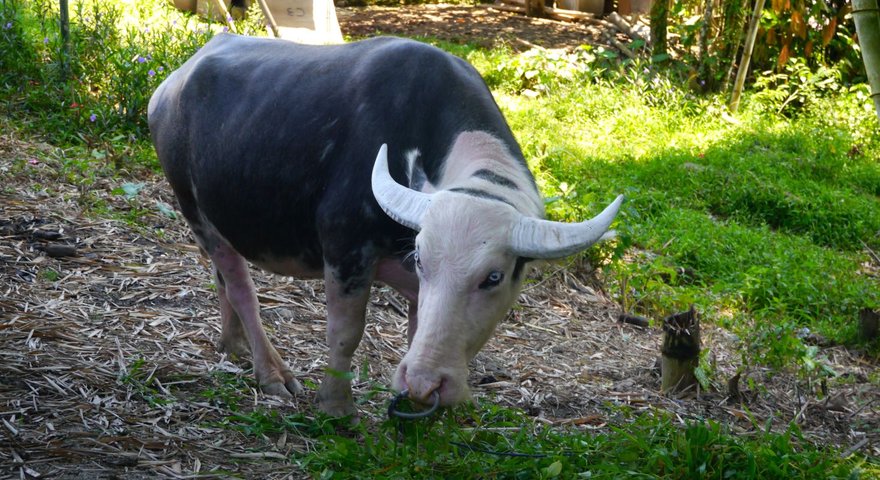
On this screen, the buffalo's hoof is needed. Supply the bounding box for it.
[217,336,250,359]
[261,377,304,399]
[318,398,358,419]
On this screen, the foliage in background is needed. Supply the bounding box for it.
[660,0,863,94]
[0,0,267,168]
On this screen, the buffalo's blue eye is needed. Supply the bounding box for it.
[414,250,422,270]
[479,271,504,290]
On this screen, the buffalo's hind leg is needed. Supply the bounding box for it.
[213,265,249,358]
[208,242,303,398]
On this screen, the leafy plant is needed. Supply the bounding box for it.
[484,45,602,96]
[752,57,845,116]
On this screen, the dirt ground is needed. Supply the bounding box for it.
[0,6,877,478]
[337,4,608,50]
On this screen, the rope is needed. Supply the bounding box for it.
[449,441,579,458]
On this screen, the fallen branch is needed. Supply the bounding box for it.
[618,313,650,328]
[606,12,649,44]
[603,32,637,59]
[496,0,599,22]
[491,3,527,14]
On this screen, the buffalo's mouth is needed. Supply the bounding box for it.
[393,362,471,407]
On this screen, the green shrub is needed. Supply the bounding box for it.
[752,58,846,117]
[0,0,253,149]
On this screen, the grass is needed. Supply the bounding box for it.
[113,363,875,479]
[486,59,880,354]
[213,395,870,479]
[2,0,879,477]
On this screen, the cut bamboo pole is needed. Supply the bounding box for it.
[859,308,879,341]
[660,307,700,394]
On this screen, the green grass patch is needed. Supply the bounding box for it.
[491,65,880,352]
[217,402,868,479]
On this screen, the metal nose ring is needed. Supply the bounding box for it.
[387,388,441,419]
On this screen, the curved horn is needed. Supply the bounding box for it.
[371,144,432,231]
[509,195,624,259]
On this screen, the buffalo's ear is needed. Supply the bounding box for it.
[371,144,433,231]
[512,256,533,282]
[407,152,432,192]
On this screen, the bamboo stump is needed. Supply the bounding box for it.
[660,307,700,394]
[859,308,879,341]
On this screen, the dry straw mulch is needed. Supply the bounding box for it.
[1,127,877,479]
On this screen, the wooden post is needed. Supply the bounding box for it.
[859,308,879,341]
[660,306,700,394]
[729,0,767,112]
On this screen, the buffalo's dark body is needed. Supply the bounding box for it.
[149,34,528,281]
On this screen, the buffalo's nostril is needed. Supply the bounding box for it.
[403,372,442,405]
[409,384,440,405]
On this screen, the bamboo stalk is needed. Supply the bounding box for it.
[211,0,236,33]
[729,0,767,112]
[255,0,280,38]
[852,0,880,121]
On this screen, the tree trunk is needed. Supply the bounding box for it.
[650,0,669,56]
[59,0,70,78]
[729,0,767,112]
[853,0,880,122]
[526,0,545,17]
[696,0,715,89]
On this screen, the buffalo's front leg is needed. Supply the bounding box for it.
[316,267,372,417]
[209,243,303,398]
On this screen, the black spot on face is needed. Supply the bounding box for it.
[472,169,519,190]
[448,187,515,208]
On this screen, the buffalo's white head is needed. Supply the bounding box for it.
[371,142,623,406]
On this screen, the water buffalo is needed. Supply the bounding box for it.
[148,33,622,416]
